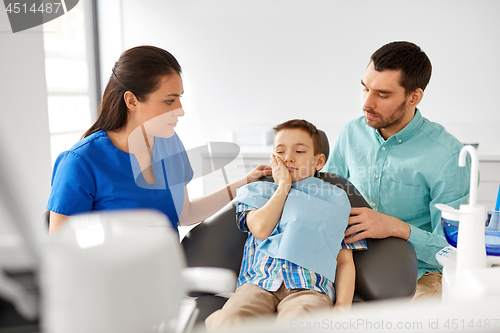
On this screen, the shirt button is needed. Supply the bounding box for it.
[375,174,379,179]
[282,264,286,269]
[398,139,402,143]
[371,202,377,207]
[381,147,386,151]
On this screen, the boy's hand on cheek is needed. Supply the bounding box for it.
[270,154,292,192]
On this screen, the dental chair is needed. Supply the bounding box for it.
[181,130,419,325]
[40,131,418,330]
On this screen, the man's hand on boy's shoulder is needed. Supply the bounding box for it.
[344,207,411,243]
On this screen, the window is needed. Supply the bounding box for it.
[43,0,99,165]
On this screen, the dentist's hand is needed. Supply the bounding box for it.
[270,154,292,192]
[344,207,411,243]
[245,164,272,183]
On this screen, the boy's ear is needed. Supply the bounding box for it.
[315,153,326,170]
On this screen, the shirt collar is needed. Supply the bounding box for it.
[152,134,180,163]
[374,108,424,145]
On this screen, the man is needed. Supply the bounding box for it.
[325,41,471,299]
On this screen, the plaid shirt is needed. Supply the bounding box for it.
[236,203,367,301]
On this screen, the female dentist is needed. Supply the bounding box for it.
[47,45,271,233]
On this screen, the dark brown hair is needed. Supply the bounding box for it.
[370,41,432,95]
[83,45,182,138]
[273,119,322,155]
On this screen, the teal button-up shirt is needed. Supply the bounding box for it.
[325,109,471,278]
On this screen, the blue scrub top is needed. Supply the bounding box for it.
[47,130,193,229]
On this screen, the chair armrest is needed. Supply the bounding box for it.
[181,202,247,275]
[353,237,418,301]
[182,267,237,297]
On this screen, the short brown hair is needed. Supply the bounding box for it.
[273,119,322,155]
[370,41,432,95]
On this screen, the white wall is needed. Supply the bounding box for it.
[0,11,52,234]
[99,0,500,151]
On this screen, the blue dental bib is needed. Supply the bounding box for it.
[235,177,350,282]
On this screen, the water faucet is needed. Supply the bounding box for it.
[458,145,478,207]
[436,145,486,276]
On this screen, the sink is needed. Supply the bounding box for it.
[441,211,500,256]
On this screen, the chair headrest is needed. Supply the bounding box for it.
[318,129,330,161]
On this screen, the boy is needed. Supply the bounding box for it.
[205,119,367,330]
